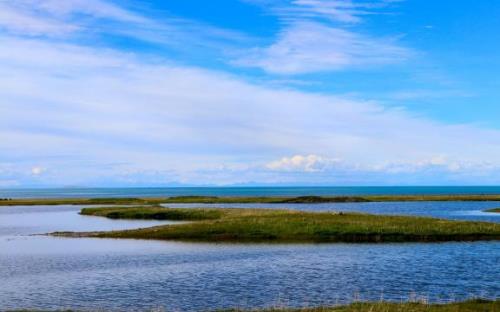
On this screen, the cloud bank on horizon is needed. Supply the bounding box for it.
[1,0,500,187]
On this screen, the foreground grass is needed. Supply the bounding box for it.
[6,194,500,206]
[51,206,500,243]
[241,299,500,312]
[7,299,500,312]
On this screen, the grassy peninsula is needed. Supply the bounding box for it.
[5,194,500,206]
[51,205,500,243]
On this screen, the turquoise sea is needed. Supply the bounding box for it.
[2,186,500,198]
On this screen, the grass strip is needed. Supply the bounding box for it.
[6,194,500,206]
[228,299,500,312]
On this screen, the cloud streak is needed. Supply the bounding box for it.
[274,0,393,23]
[0,0,144,36]
[234,21,410,74]
[0,0,253,57]
[235,0,411,74]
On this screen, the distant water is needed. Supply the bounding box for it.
[3,186,500,198]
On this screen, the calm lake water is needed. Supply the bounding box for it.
[1,203,499,311]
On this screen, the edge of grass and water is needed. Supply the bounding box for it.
[7,299,500,312]
[5,194,500,206]
[227,299,500,312]
[49,205,500,243]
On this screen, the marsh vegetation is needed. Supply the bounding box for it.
[236,299,500,312]
[50,205,500,243]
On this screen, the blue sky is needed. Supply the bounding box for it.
[1,0,500,187]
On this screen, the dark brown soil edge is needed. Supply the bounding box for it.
[50,230,500,244]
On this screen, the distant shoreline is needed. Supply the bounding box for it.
[5,194,500,206]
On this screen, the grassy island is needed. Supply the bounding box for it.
[51,205,500,243]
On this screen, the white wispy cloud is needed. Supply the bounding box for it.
[266,154,341,172]
[274,0,393,23]
[0,0,252,55]
[234,21,410,74]
[31,166,45,176]
[386,89,473,100]
[234,0,410,74]
[244,0,396,23]
[1,34,500,186]
[0,0,409,76]
[0,0,144,36]
[33,0,146,22]
[0,2,76,36]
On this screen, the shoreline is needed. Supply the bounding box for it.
[7,299,500,312]
[5,194,500,206]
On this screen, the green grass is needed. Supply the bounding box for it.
[80,206,224,220]
[0,197,166,206]
[278,196,370,203]
[52,205,500,243]
[485,208,500,213]
[233,299,500,312]
[6,194,500,207]
[6,300,500,312]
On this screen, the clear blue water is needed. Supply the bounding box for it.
[1,202,499,311]
[0,205,180,236]
[3,186,500,198]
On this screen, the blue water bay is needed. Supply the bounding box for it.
[0,201,499,311]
